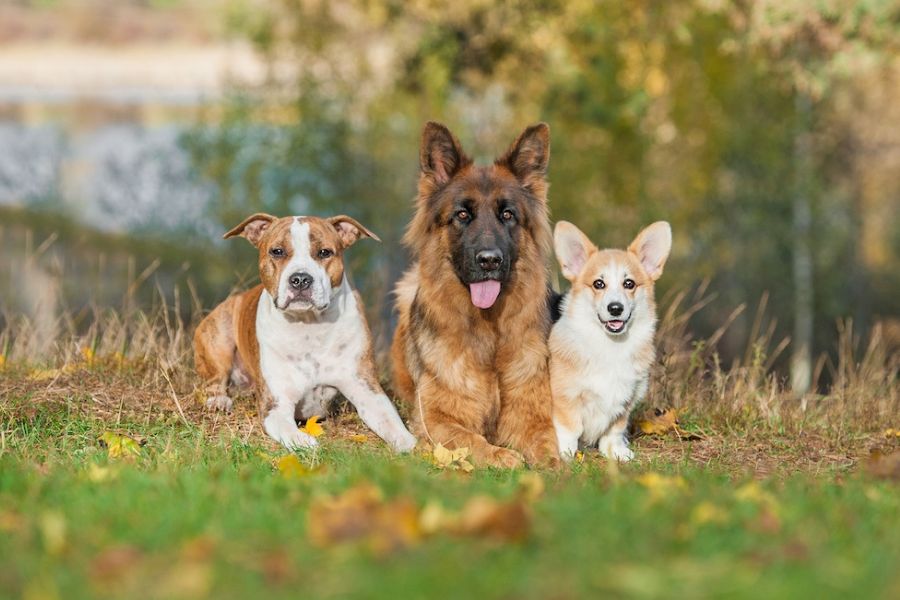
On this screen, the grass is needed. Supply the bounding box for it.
[1,402,899,600]
[1,288,898,599]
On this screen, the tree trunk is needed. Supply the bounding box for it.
[790,91,814,396]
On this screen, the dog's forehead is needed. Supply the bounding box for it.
[448,164,520,200]
[260,217,297,247]
[585,250,640,277]
[300,217,342,247]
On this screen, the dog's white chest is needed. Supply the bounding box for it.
[256,286,367,400]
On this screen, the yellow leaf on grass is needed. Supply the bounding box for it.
[39,511,67,556]
[349,434,368,443]
[85,464,117,483]
[518,472,545,502]
[81,346,96,367]
[883,428,900,438]
[99,432,142,460]
[27,364,77,381]
[432,443,474,472]
[690,501,729,526]
[301,416,324,438]
[0,355,6,370]
[307,483,421,555]
[636,408,679,435]
[637,472,687,500]
[734,481,778,509]
[276,454,318,480]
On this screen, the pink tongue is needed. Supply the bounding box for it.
[469,280,501,309]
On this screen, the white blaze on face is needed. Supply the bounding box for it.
[594,260,634,323]
[276,219,332,311]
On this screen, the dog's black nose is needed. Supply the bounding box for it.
[289,272,313,290]
[607,302,624,317]
[476,249,503,271]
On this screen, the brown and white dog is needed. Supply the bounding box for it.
[193,213,417,452]
[550,220,671,461]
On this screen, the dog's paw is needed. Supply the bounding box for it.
[389,431,418,453]
[205,395,233,412]
[278,429,319,451]
[600,439,634,462]
[489,447,525,469]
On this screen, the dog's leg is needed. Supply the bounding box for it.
[193,300,238,412]
[553,410,582,461]
[260,382,317,451]
[598,414,633,462]
[338,376,417,453]
[416,377,524,469]
[495,334,560,467]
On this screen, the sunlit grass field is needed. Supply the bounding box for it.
[2,401,899,600]
[1,290,897,599]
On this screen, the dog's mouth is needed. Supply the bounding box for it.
[469,280,501,309]
[601,318,629,335]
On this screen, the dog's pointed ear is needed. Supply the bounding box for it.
[224,213,277,247]
[628,221,672,281]
[498,123,550,189]
[328,215,381,248]
[554,221,596,281]
[420,121,470,187]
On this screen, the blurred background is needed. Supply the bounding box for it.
[1,0,898,394]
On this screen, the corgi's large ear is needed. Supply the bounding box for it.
[224,213,277,247]
[628,221,672,281]
[420,121,471,188]
[554,221,597,282]
[327,215,381,248]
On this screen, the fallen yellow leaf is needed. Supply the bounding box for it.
[301,416,324,438]
[349,434,368,443]
[85,464,117,483]
[518,472,545,502]
[276,454,320,480]
[690,501,729,526]
[432,443,474,473]
[635,408,679,435]
[28,364,77,381]
[307,483,420,555]
[636,472,687,500]
[0,355,6,370]
[81,346,96,366]
[99,432,142,460]
[39,511,67,556]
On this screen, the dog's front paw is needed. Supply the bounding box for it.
[600,438,634,462]
[489,447,525,469]
[205,395,233,412]
[265,414,319,451]
[279,429,319,451]
[390,431,418,453]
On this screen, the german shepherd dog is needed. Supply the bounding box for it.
[391,122,560,468]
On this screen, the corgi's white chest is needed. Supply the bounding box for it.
[575,351,644,444]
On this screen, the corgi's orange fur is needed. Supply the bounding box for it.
[550,221,672,461]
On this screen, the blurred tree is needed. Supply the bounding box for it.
[187,0,900,371]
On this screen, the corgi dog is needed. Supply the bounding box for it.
[549,221,672,462]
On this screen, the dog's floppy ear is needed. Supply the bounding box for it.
[628,221,672,281]
[328,215,381,248]
[554,221,596,282]
[498,123,550,190]
[224,213,277,247]
[420,121,470,187]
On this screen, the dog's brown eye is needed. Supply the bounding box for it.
[318,248,334,259]
[501,209,514,221]
[269,248,285,258]
[593,279,605,290]
[623,278,635,289]
[456,210,470,222]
